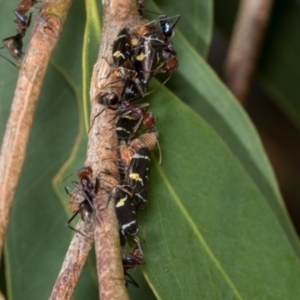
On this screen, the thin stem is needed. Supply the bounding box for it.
[50,0,152,298]
[224,0,274,104]
[87,0,149,298]
[0,0,73,260]
[49,221,94,300]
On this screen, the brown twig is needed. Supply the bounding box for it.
[49,0,150,299]
[0,0,72,260]
[224,0,274,105]
[87,0,148,298]
[49,221,94,300]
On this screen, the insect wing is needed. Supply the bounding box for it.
[127,147,151,210]
[116,114,140,141]
[134,32,164,93]
[114,186,138,235]
[113,28,131,67]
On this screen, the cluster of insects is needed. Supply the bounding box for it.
[0,0,38,67]
[65,5,180,288]
[107,9,180,287]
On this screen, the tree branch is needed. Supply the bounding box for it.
[0,0,73,260]
[49,221,94,300]
[87,0,148,298]
[224,0,274,104]
[49,0,150,299]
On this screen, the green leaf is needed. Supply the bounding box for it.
[143,86,300,299]
[1,0,299,299]
[82,0,101,132]
[1,1,98,299]
[162,32,300,257]
[5,63,98,299]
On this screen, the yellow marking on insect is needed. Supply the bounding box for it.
[125,115,135,120]
[131,38,139,46]
[116,196,127,207]
[130,173,142,182]
[113,51,124,58]
[136,52,146,61]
